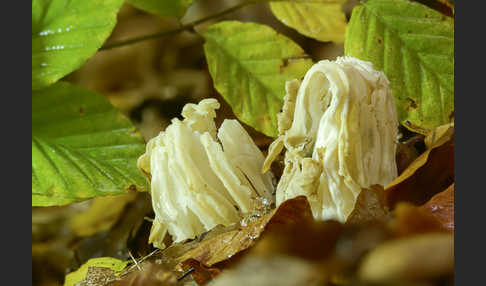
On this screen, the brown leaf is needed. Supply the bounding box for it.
[208,255,324,286]
[389,203,447,237]
[176,196,313,267]
[249,218,393,282]
[358,233,454,283]
[180,259,220,285]
[386,128,453,207]
[421,184,454,231]
[395,140,420,176]
[346,185,391,225]
[250,219,344,263]
[213,213,390,284]
[107,263,178,286]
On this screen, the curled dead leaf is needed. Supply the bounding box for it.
[107,263,178,286]
[386,125,453,207]
[358,233,454,283]
[176,196,313,267]
[421,184,454,231]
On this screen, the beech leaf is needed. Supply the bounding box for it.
[32,82,148,206]
[32,0,124,90]
[64,257,130,286]
[176,196,313,267]
[421,183,454,231]
[126,0,193,18]
[345,0,454,134]
[385,125,454,207]
[202,21,313,137]
[269,0,347,43]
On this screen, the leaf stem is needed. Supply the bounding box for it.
[100,0,259,51]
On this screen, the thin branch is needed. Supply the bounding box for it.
[100,0,258,51]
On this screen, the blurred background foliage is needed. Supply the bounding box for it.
[33,1,358,285]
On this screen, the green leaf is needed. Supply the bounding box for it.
[32,0,124,90]
[64,257,129,286]
[32,82,148,206]
[201,21,314,137]
[127,0,193,18]
[269,0,347,43]
[345,0,454,134]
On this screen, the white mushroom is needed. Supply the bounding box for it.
[138,98,274,248]
[263,57,398,222]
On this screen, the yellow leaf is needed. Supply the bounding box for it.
[64,257,130,286]
[424,122,454,149]
[270,0,347,43]
[70,192,137,237]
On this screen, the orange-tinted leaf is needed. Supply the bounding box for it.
[386,131,453,207]
[389,203,447,237]
[421,184,454,231]
[176,196,313,267]
[250,219,344,262]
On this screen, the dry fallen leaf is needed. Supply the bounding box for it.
[388,203,447,237]
[424,122,454,149]
[208,255,324,286]
[107,263,179,286]
[176,196,313,267]
[421,183,454,231]
[395,139,421,176]
[358,233,454,283]
[385,126,453,207]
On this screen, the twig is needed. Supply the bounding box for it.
[125,249,160,273]
[128,250,142,271]
[100,0,258,51]
[177,267,195,281]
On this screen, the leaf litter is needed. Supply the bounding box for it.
[35,2,455,285]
